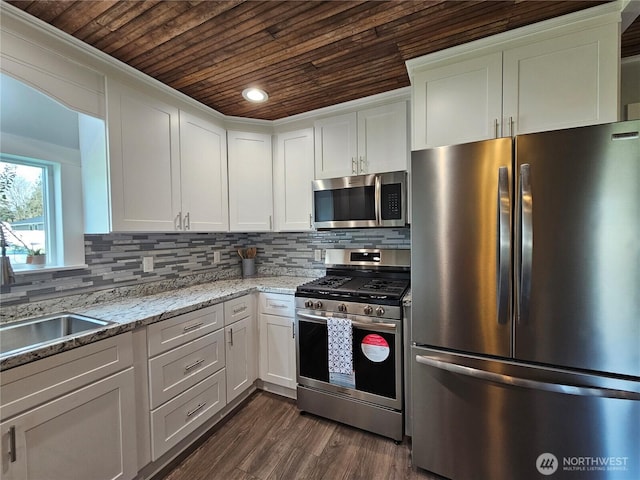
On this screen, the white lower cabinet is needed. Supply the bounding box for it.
[258,293,296,390]
[223,295,257,404]
[150,368,226,459]
[0,335,137,480]
[146,304,227,460]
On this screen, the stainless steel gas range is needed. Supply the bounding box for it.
[294,248,410,441]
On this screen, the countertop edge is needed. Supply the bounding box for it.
[0,277,313,371]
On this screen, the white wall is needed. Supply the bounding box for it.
[621,55,640,119]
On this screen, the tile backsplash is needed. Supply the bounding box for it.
[0,228,410,307]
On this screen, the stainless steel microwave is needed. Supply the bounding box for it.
[312,171,407,229]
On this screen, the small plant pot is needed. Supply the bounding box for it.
[28,255,46,265]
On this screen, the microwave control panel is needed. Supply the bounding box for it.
[381,183,402,220]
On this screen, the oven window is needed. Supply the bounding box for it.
[298,321,329,382]
[314,186,376,222]
[353,329,396,399]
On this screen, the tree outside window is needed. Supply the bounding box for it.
[0,160,47,265]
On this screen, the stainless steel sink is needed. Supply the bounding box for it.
[0,313,115,358]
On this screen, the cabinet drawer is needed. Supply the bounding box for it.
[148,329,225,409]
[0,333,133,421]
[260,293,294,317]
[147,304,224,356]
[150,368,226,460]
[224,295,254,325]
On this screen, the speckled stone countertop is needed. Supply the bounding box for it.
[0,276,316,371]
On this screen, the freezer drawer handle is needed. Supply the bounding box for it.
[497,166,510,325]
[519,164,533,324]
[415,355,640,400]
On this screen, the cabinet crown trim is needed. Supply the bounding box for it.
[406,1,622,75]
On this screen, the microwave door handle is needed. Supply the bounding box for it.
[375,175,382,225]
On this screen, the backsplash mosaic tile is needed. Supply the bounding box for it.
[0,228,410,309]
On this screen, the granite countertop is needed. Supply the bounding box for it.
[0,276,315,371]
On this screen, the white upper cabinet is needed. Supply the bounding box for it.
[314,112,358,178]
[273,128,314,231]
[179,111,229,231]
[227,130,273,231]
[108,80,181,231]
[411,53,503,149]
[357,102,409,175]
[107,80,229,232]
[314,101,408,179]
[408,7,620,150]
[502,23,618,136]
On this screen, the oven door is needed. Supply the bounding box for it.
[295,309,402,410]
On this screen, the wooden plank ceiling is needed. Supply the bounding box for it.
[7,0,638,121]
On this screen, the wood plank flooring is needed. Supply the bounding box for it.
[160,391,442,480]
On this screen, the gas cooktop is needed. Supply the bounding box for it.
[296,276,409,301]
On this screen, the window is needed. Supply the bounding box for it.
[1,72,96,271]
[0,157,54,267]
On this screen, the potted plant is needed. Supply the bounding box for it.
[26,248,46,265]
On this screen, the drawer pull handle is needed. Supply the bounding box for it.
[8,426,16,463]
[183,322,204,332]
[271,303,287,308]
[184,358,205,372]
[233,306,247,314]
[186,402,207,417]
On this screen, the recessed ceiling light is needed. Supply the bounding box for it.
[242,87,269,103]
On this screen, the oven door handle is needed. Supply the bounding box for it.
[296,312,397,331]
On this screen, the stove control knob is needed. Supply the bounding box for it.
[338,303,347,313]
[314,301,323,309]
[375,306,385,316]
[304,300,313,308]
[363,305,373,315]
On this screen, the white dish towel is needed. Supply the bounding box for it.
[327,317,353,374]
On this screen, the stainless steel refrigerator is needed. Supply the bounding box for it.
[410,120,640,480]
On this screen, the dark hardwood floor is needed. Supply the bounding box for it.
[160,390,441,480]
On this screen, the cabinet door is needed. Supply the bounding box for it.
[274,128,314,231]
[503,23,618,136]
[179,111,229,231]
[411,52,503,149]
[357,102,408,174]
[259,313,296,389]
[225,316,256,403]
[107,80,181,231]
[1,369,137,480]
[314,112,357,179]
[227,131,273,231]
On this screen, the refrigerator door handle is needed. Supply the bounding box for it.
[519,163,533,323]
[415,355,640,400]
[374,175,382,225]
[497,166,510,325]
